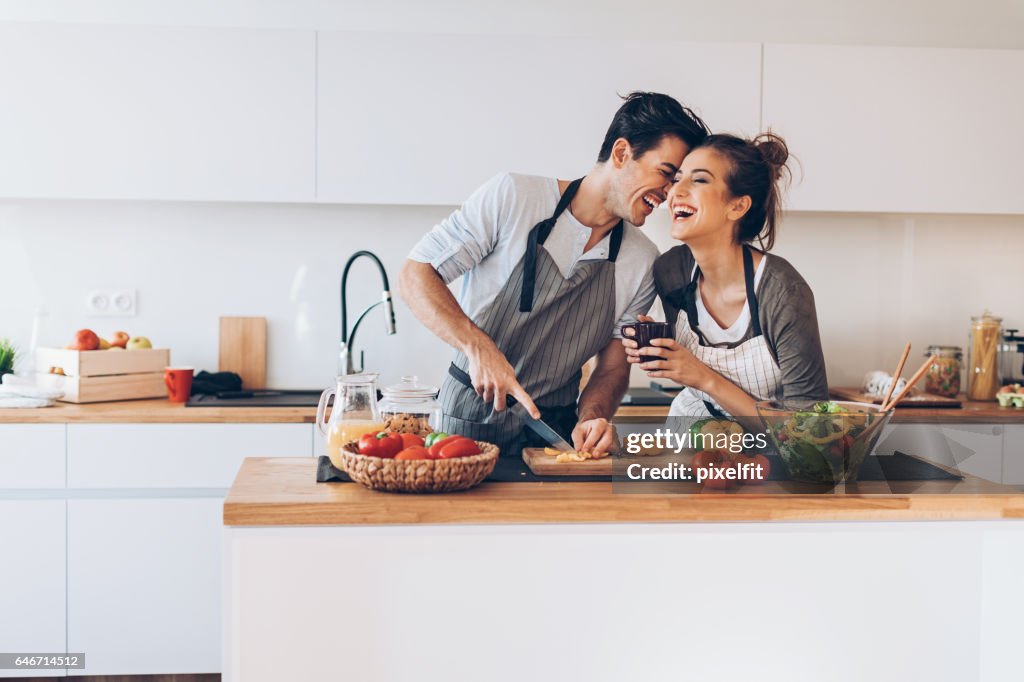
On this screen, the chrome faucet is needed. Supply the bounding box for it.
[339,250,396,375]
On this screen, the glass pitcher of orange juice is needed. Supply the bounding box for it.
[317,373,385,469]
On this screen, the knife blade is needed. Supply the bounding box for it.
[509,399,573,451]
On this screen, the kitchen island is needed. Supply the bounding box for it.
[222,457,1024,682]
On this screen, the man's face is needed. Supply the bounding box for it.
[610,135,689,226]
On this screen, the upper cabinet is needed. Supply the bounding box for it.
[316,33,761,205]
[762,44,1024,214]
[4,22,1021,213]
[0,22,316,202]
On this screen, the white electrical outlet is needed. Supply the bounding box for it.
[87,289,136,317]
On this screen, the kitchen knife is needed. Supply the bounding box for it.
[445,363,573,451]
[507,397,574,451]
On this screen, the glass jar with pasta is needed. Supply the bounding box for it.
[967,313,1002,401]
[924,346,962,398]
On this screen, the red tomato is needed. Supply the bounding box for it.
[691,449,736,489]
[428,435,470,458]
[691,449,721,471]
[395,446,431,460]
[399,433,425,449]
[733,452,771,485]
[438,439,481,459]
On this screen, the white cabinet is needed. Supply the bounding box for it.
[0,22,316,202]
[0,501,66,679]
[317,33,761,205]
[0,424,65,488]
[61,422,311,675]
[67,423,311,488]
[0,420,313,678]
[1003,425,1024,485]
[762,44,1024,214]
[876,423,1004,482]
[68,498,222,676]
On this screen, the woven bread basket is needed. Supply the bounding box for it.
[336,440,499,493]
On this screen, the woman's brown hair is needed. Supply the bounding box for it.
[694,132,792,251]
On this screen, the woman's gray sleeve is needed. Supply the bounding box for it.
[761,280,830,402]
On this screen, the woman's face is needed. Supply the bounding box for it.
[667,147,748,243]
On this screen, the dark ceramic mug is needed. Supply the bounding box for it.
[620,321,672,364]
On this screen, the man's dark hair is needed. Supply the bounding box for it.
[596,92,710,163]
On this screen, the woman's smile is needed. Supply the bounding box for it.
[671,202,697,220]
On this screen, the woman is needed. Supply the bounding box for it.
[622,132,828,418]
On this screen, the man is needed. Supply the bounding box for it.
[399,92,710,456]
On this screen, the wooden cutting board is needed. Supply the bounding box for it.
[522,447,680,476]
[219,316,267,389]
[829,387,961,408]
[522,448,615,476]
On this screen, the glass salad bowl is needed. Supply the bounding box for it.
[755,400,894,484]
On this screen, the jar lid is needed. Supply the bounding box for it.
[972,310,1002,324]
[926,345,962,354]
[382,375,439,399]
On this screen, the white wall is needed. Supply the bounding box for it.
[0,3,1021,394]
[2,200,1021,391]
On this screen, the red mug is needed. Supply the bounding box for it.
[164,367,194,403]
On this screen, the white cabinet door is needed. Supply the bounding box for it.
[762,44,1024,213]
[67,423,311,489]
[0,22,315,202]
[876,423,1004,482]
[0,424,65,488]
[1002,425,1024,485]
[317,33,761,205]
[0,500,66,679]
[68,497,221,676]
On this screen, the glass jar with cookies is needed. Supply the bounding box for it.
[378,375,441,436]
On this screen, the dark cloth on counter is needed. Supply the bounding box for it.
[655,245,829,403]
[316,451,962,486]
[190,370,243,396]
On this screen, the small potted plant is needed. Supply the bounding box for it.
[0,338,16,379]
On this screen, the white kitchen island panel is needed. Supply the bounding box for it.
[68,497,222,676]
[223,521,1020,682]
[0,500,66,679]
[762,44,1024,214]
[317,33,761,205]
[0,22,315,202]
[67,423,311,489]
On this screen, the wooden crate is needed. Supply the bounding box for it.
[37,372,166,403]
[34,347,172,403]
[35,347,170,377]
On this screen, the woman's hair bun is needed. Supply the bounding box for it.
[753,132,789,170]
[753,132,790,183]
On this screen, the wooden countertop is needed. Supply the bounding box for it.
[0,398,318,424]
[2,397,1022,424]
[223,457,1024,526]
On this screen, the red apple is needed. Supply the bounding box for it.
[110,331,130,349]
[72,329,100,351]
